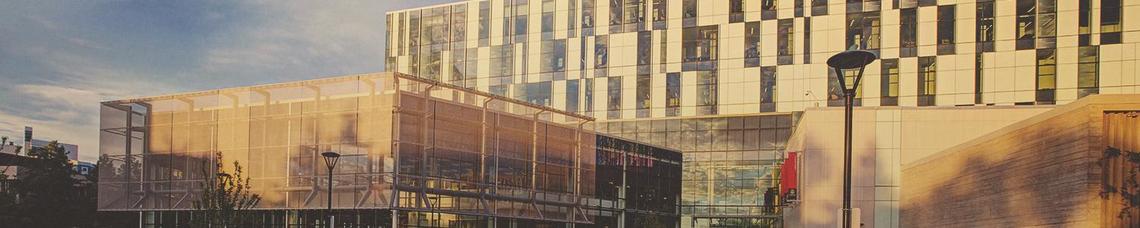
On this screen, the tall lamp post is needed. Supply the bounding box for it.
[826,50,877,228]
[321,151,341,228]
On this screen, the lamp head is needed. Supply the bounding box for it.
[321,151,341,169]
[827,50,878,92]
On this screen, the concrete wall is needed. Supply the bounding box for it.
[900,95,1140,227]
[783,105,1048,228]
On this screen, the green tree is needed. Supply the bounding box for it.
[190,152,261,227]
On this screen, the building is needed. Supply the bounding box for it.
[97,72,682,227]
[384,0,1139,227]
[900,95,1140,227]
[29,139,80,161]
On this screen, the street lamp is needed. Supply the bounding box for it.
[826,50,876,228]
[321,151,341,228]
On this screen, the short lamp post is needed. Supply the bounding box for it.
[321,151,341,228]
[826,50,877,228]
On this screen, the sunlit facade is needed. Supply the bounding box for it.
[97,72,681,227]
[385,0,1139,227]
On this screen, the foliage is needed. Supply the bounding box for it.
[0,141,94,227]
[189,152,261,227]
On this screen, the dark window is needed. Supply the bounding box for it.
[1016,0,1035,49]
[610,0,623,27]
[638,31,652,67]
[762,0,778,20]
[660,30,668,72]
[812,0,827,16]
[804,18,811,64]
[760,67,777,112]
[636,74,651,117]
[1078,0,1091,45]
[1102,0,1122,44]
[683,26,719,71]
[696,71,717,115]
[881,59,899,106]
[1036,49,1056,104]
[541,40,567,73]
[778,19,794,65]
[975,54,983,104]
[730,0,745,23]
[595,35,609,68]
[584,78,594,113]
[976,1,995,52]
[795,0,804,16]
[846,12,881,51]
[895,0,917,9]
[607,77,622,119]
[666,73,680,116]
[568,0,577,37]
[479,2,490,46]
[745,22,762,67]
[652,0,667,29]
[1078,46,1099,98]
[583,0,596,29]
[1038,0,1056,48]
[683,0,697,26]
[900,8,917,57]
[937,5,955,55]
[918,57,936,106]
[567,80,580,113]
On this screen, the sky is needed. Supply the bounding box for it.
[0,0,456,162]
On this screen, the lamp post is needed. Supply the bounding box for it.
[321,151,341,228]
[826,50,877,228]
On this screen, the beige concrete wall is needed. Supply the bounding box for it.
[784,105,1048,228]
[900,95,1140,227]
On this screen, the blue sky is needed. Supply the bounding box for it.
[0,0,455,162]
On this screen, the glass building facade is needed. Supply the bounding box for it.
[386,0,1139,226]
[98,72,681,227]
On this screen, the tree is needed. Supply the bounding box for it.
[190,152,261,227]
[0,141,91,227]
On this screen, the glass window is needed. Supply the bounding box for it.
[745,22,762,67]
[636,74,651,117]
[567,80,580,113]
[976,1,995,52]
[652,0,667,21]
[541,40,567,73]
[1078,46,1099,98]
[1079,0,1091,45]
[582,0,595,28]
[595,35,609,68]
[1101,0,1122,44]
[625,0,645,25]
[1036,48,1056,104]
[778,19,794,65]
[937,5,955,54]
[610,0,623,26]
[803,19,811,64]
[975,54,983,104]
[584,78,594,113]
[730,0,744,23]
[811,0,827,16]
[696,71,718,115]
[760,67,777,112]
[683,0,697,19]
[762,0,777,19]
[683,25,719,71]
[900,8,917,57]
[479,1,489,46]
[638,31,651,66]
[607,77,622,118]
[918,57,936,106]
[1016,0,1035,49]
[847,12,881,50]
[881,59,899,106]
[666,73,680,116]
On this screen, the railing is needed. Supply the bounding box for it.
[681,205,783,218]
